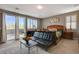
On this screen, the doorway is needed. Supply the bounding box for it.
[5,14,16,40]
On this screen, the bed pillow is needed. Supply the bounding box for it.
[56,31,62,38]
[48,28,57,31]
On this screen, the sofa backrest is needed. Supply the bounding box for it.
[33,31,56,41]
[42,32,51,40]
[33,32,39,37]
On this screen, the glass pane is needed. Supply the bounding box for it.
[71,22,76,29]
[5,14,15,40]
[19,17,25,37]
[66,23,70,29]
[32,20,37,29]
[71,15,76,22]
[27,18,32,29]
[66,16,71,22]
[27,18,37,29]
[31,19,33,28]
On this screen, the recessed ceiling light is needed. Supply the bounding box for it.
[37,5,43,10]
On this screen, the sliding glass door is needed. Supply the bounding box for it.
[19,17,26,38]
[5,13,26,41]
[5,14,16,40]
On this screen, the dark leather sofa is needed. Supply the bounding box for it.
[32,31,56,49]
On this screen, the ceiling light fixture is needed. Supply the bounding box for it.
[37,5,43,10]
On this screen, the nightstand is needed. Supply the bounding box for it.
[63,31,73,40]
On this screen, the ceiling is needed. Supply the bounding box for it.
[0,4,79,18]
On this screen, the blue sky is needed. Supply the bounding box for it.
[5,15,15,25]
[5,15,24,25]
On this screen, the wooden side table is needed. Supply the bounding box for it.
[63,31,73,40]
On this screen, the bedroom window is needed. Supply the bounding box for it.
[27,18,37,29]
[66,15,77,30]
[66,16,71,29]
[19,16,26,37]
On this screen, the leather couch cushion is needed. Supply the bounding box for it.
[33,31,56,46]
[36,39,51,45]
[42,32,55,41]
[33,32,39,38]
[38,32,43,39]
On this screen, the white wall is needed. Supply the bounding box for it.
[2,13,7,42]
[41,16,65,29]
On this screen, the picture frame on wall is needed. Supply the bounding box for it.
[50,17,60,23]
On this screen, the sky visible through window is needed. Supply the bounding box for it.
[5,14,37,30]
[5,15,15,29]
[5,15,15,25]
[5,15,25,29]
[19,17,25,29]
[27,18,37,29]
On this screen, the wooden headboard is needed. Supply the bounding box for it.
[47,25,66,31]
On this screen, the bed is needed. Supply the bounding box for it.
[47,25,66,43]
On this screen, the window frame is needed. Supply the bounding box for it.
[27,18,38,30]
[18,16,26,37]
[66,15,77,30]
